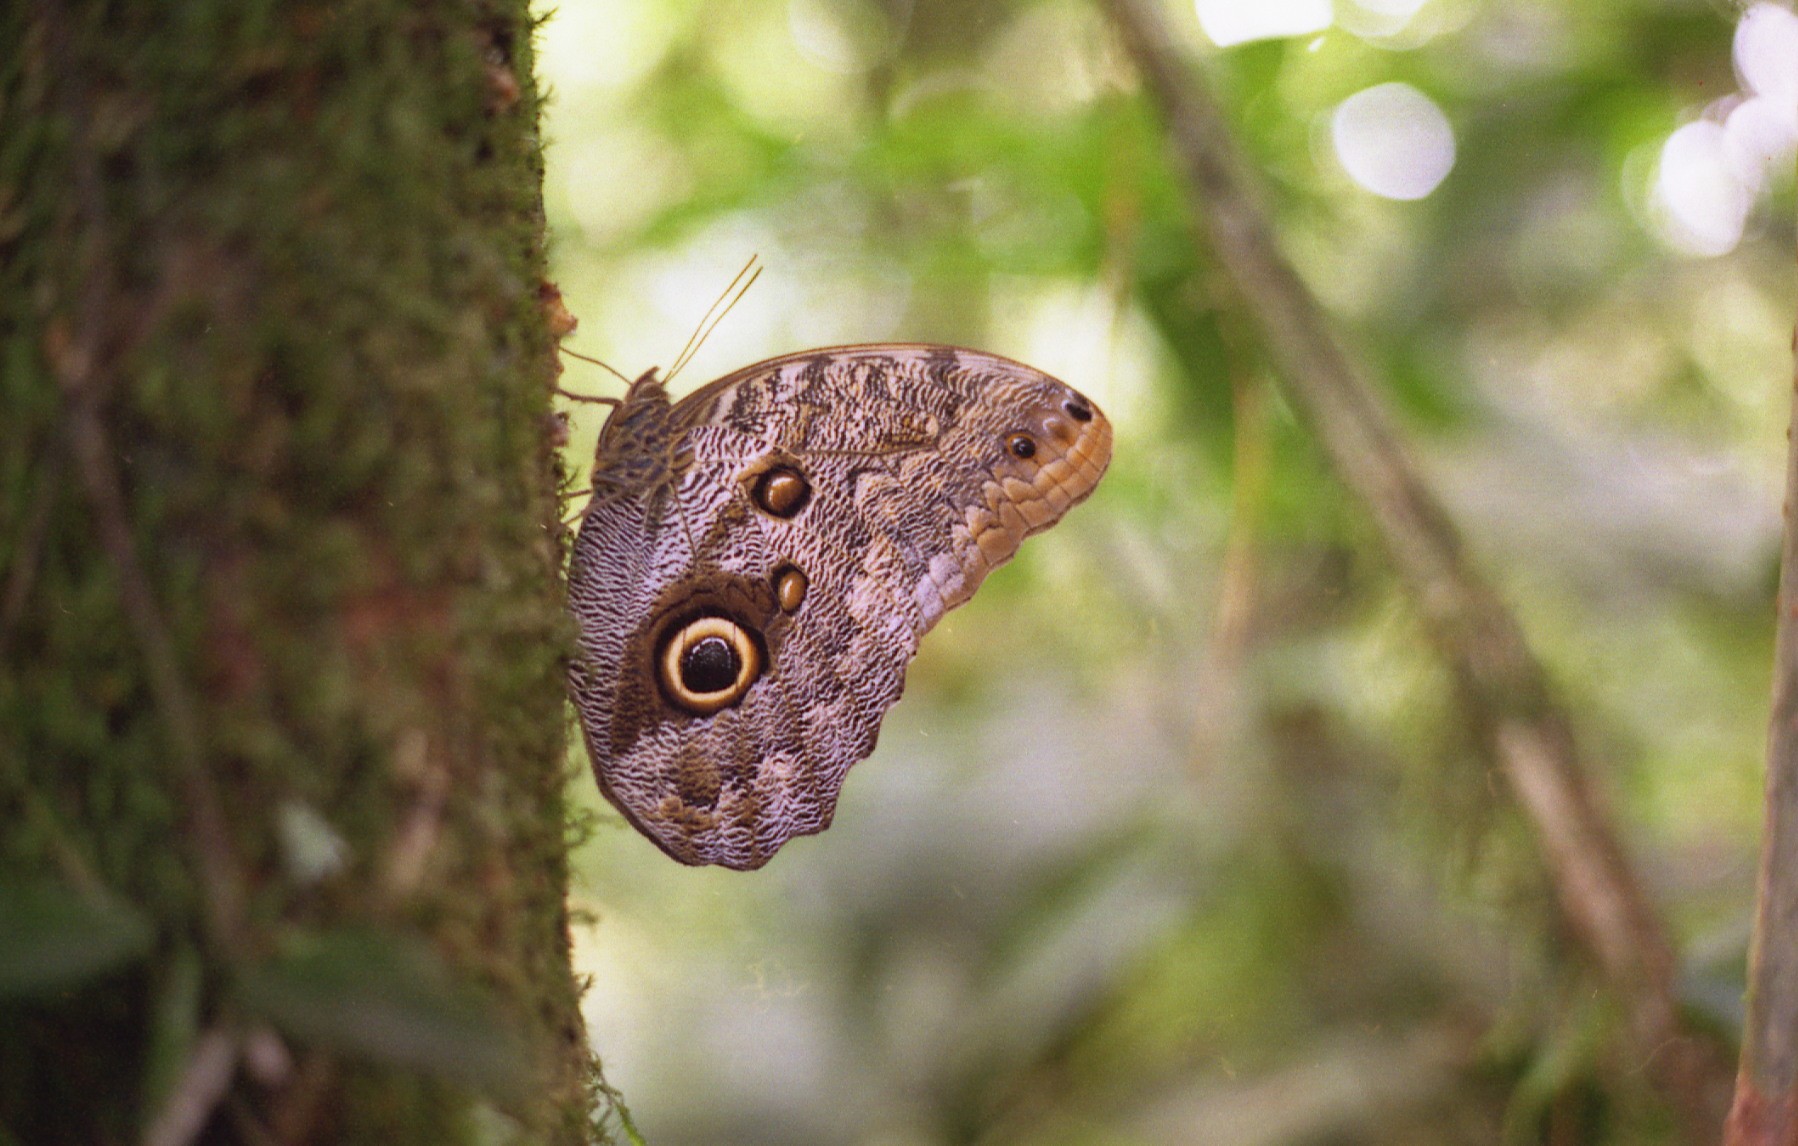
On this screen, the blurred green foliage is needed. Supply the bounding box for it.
[539,0,1793,1141]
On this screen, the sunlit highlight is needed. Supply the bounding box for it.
[535,0,674,99]
[1337,0,1432,40]
[1654,121,1753,257]
[1331,82,1456,200]
[1195,0,1331,47]
[788,0,906,74]
[1650,2,1798,256]
[1735,3,1798,117]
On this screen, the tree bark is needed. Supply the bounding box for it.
[0,1,592,1142]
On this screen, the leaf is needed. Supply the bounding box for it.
[141,946,204,1116]
[236,928,528,1096]
[0,879,155,998]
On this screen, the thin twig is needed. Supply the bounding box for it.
[224,1098,281,1146]
[1210,332,1272,662]
[1724,281,1798,1142]
[1190,342,1271,760]
[0,438,65,653]
[265,1052,334,1146]
[142,1027,239,1146]
[1100,0,1731,1135]
[16,784,105,898]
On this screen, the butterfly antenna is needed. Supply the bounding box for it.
[560,346,635,387]
[665,255,763,385]
[555,386,621,407]
[666,254,757,381]
[669,262,761,383]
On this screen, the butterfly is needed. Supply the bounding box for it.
[561,288,1109,869]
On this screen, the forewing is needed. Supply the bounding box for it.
[679,345,1113,631]
[568,345,1111,870]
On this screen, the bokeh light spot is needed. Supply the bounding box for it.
[1653,120,1753,257]
[788,0,905,74]
[1735,3,1798,121]
[1723,96,1796,192]
[535,0,674,101]
[1330,82,1456,200]
[1195,0,1331,47]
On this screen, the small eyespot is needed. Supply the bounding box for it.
[1006,433,1037,460]
[659,615,761,715]
[773,565,808,613]
[753,466,811,518]
[1063,398,1093,423]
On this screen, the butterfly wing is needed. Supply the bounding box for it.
[567,346,1111,869]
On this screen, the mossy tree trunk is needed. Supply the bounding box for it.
[1,1,594,1142]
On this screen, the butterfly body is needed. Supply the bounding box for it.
[567,345,1110,869]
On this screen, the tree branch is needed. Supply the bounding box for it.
[1100,0,1731,1135]
[1725,269,1798,1144]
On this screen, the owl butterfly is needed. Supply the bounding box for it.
[566,342,1111,869]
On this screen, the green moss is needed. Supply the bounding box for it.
[1,0,592,1139]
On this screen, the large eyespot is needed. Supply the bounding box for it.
[659,615,761,715]
[1005,432,1037,460]
[772,564,808,613]
[753,466,811,518]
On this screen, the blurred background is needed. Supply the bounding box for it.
[534,0,1796,1141]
